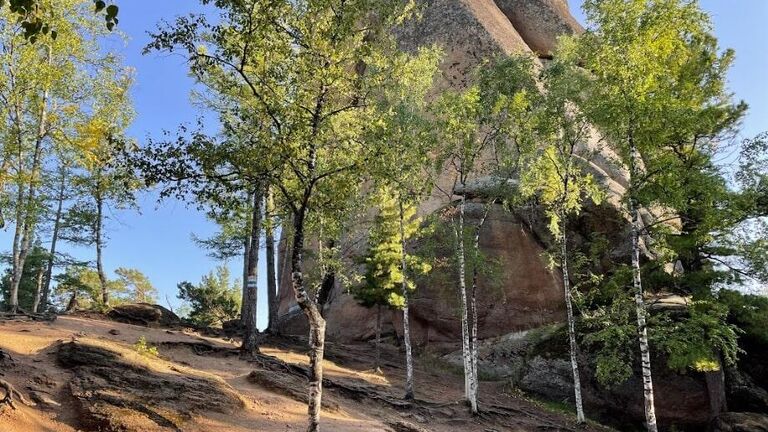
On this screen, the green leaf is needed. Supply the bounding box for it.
[106,4,118,18]
[94,0,106,13]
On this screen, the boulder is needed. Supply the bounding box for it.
[713,412,768,432]
[107,303,180,327]
[727,367,768,414]
[445,324,727,431]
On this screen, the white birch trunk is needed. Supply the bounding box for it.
[95,189,109,306]
[455,194,476,412]
[399,201,415,400]
[288,209,326,432]
[560,217,585,423]
[629,142,658,432]
[40,167,67,312]
[468,203,492,414]
[31,266,45,313]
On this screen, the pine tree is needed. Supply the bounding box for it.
[354,190,431,375]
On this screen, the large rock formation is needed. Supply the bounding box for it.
[275,0,636,344]
[444,324,768,431]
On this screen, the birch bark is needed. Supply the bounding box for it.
[629,140,658,432]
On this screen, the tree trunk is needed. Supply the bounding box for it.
[65,291,79,313]
[468,202,491,414]
[95,190,109,306]
[265,186,278,333]
[31,266,45,313]
[469,266,479,413]
[241,203,252,323]
[9,185,25,312]
[289,211,326,432]
[242,187,262,355]
[455,194,475,412]
[242,238,250,318]
[705,362,727,418]
[40,167,67,312]
[375,303,382,373]
[560,218,586,423]
[399,201,415,400]
[9,49,50,313]
[629,142,658,432]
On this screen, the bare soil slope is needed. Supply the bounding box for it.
[0,315,610,431]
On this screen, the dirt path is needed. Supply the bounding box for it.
[0,316,610,431]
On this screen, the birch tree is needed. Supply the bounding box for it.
[0,0,130,312]
[362,47,441,398]
[145,1,437,429]
[433,57,538,413]
[561,1,739,429]
[518,59,605,423]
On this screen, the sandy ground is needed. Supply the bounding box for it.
[0,315,610,432]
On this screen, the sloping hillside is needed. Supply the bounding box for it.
[0,314,611,431]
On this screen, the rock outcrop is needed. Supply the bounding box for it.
[274,0,655,345]
[492,0,583,56]
[107,303,180,327]
[443,325,768,431]
[276,0,585,343]
[713,412,768,432]
[57,341,243,431]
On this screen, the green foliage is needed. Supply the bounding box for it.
[177,265,241,327]
[518,54,604,240]
[0,243,48,310]
[0,0,118,41]
[581,277,636,387]
[717,289,768,345]
[133,336,158,357]
[114,267,156,303]
[51,266,151,309]
[652,301,742,372]
[354,190,432,310]
[53,266,102,309]
[434,55,540,194]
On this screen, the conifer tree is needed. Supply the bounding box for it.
[354,190,431,373]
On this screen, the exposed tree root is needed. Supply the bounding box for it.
[386,420,431,432]
[0,379,35,411]
[154,338,583,431]
[157,340,239,357]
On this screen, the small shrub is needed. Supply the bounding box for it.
[133,336,159,357]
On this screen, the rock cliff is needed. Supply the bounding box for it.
[275,0,637,344]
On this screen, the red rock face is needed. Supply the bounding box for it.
[492,0,584,56]
[393,204,566,344]
[275,0,585,343]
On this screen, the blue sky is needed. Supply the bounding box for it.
[1,1,765,329]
